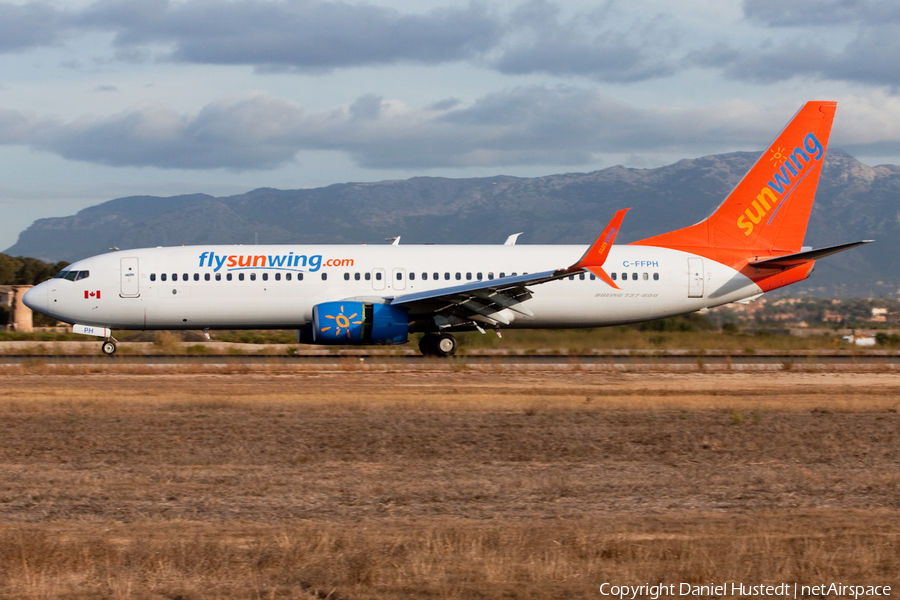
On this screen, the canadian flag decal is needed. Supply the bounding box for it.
[84,290,101,299]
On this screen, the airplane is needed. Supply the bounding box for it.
[23,100,871,357]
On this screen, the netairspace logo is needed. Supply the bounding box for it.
[598,582,891,599]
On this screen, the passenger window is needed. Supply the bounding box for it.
[488,272,494,280]
[611,272,617,280]
[422,273,427,280]
[150,273,156,282]
[511,272,517,276]
[396,272,402,280]
[161,273,167,282]
[456,273,461,280]
[466,273,472,280]
[621,273,627,280]
[262,273,268,281]
[410,272,415,280]
[321,273,327,280]
[375,272,382,281]
[632,273,638,281]
[215,273,221,281]
[227,273,233,281]
[590,274,596,280]
[476,273,482,280]
[354,273,360,280]
[568,275,574,281]
[579,273,585,280]
[445,273,450,280]
[285,273,291,281]
[364,273,370,281]
[250,273,256,281]
[275,273,281,281]
[643,273,648,280]
[183,273,188,281]
[298,273,303,281]
[433,273,438,280]
[499,272,505,278]
[172,273,177,281]
[653,273,659,281]
[344,273,350,281]
[239,273,245,281]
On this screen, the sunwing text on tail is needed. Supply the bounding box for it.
[24,101,871,356]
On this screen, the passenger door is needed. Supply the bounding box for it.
[392,268,406,291]
[372,268,385,291]
[120,257,140,298]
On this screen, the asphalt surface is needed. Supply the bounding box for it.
[1,353,898,367]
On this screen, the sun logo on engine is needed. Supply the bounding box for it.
[320,305,362,338]
[770,146,785,167]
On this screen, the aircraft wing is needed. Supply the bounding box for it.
[390,269,562,325]
[389,209,629,328]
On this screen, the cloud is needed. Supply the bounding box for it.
[80,0,502,71]
[28,96,308,170]
[742,0,900,27]
[490,0,677,82]
[0,2,71,52]
[0,0,680,82]
[694,0,900,86]
[0,89,804,171]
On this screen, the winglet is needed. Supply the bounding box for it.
[565,208,629,289]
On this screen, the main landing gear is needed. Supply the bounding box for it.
[418,333,458,357]
[101,336,118,356]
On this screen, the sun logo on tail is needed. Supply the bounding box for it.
[319,305,362,338]
[769,146,786,167]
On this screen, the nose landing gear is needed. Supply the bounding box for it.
[418,333,457,357]
[101,336,118,356]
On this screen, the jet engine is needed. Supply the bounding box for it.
[308,301,408,345]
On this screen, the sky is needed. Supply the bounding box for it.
[2,0,900,250]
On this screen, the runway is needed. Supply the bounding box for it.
[2,352,898,370]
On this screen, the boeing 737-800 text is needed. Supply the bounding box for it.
[24,101,871,356]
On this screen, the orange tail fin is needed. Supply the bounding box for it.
[634,101,837,265]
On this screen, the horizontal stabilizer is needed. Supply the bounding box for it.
[749,240,873,268]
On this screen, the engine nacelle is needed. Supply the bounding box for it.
[310,301,408,345]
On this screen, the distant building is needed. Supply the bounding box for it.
[843,334,876,346]
[0,285,33,332]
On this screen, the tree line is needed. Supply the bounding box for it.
[0,254,70,286]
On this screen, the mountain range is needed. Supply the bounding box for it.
[6,149,897,297]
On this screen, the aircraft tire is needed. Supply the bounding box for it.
[419,334,438,356]
[101,341,117,356]
[435,333,457,357]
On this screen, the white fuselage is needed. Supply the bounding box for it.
[24,244,763,331]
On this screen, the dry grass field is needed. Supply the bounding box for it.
[1,365,899,599]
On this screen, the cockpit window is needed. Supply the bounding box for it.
[56,270,89,281]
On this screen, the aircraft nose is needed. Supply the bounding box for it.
[23,283,48,314]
